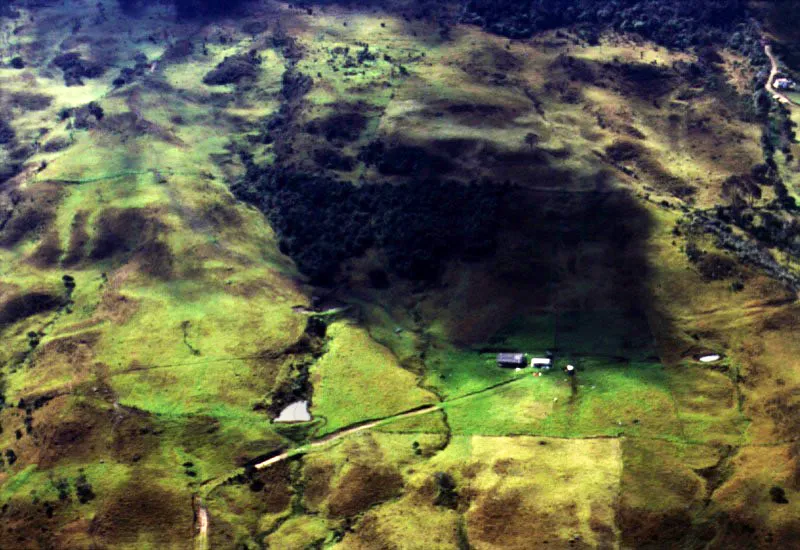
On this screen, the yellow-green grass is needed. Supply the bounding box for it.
[310,321,437,435]
[265,515,331,549]
[443,359,685,439]
[666,364,749,445]
[340,434,622,549]
[335,497,462,550]
[375,408,450,435]
[712,444,800,537]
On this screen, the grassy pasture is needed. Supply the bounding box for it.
[0,0,799,547]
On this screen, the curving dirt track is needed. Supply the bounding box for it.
[765,43,798,107]
[254,404,439,470]
[191,375,532,547]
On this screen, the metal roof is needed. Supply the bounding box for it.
[497,353,525,363]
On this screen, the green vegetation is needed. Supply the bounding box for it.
[0,0,799,547]
[311,321,437,435]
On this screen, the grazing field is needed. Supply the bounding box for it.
[1,0,800,547]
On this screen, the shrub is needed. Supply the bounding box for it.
[770,485,789,504]
[202,50,261,85]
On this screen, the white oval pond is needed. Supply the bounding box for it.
[274,401,312,423]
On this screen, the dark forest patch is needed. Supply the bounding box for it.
[462,0,748,48]
[313,148,355,171]
[307,109,368,143]
[231,169,501,285]
[360,141,453,178]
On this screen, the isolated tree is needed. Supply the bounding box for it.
[722,174,762,212]
[524,132,539,150]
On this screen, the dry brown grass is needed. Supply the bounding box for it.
[327,462,404,518]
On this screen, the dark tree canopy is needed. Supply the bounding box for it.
[231,167,502,285]
[462,0,749,47]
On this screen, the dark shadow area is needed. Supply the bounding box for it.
[0,291,64,330]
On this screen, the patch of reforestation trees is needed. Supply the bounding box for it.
[231,167,501,286]
[463,0,749,48]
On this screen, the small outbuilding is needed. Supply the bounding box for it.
[497,353,526,368]
[531,357,552,369]
[775,77,797,91]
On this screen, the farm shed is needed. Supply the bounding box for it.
[497,353,526,368]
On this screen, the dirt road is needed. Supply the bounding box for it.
[765,43,797,106]
[191,404,441,548]
[194,501,209,550]
[191,374,533,547]
[255,404,439,469]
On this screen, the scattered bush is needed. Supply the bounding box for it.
[52,53,105,86]
[75,471,95,504]
[433,472,459,509]
[42,137,71,153]
[202,50,260,85]
[71,102,104,130]
[770,485,789,504]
